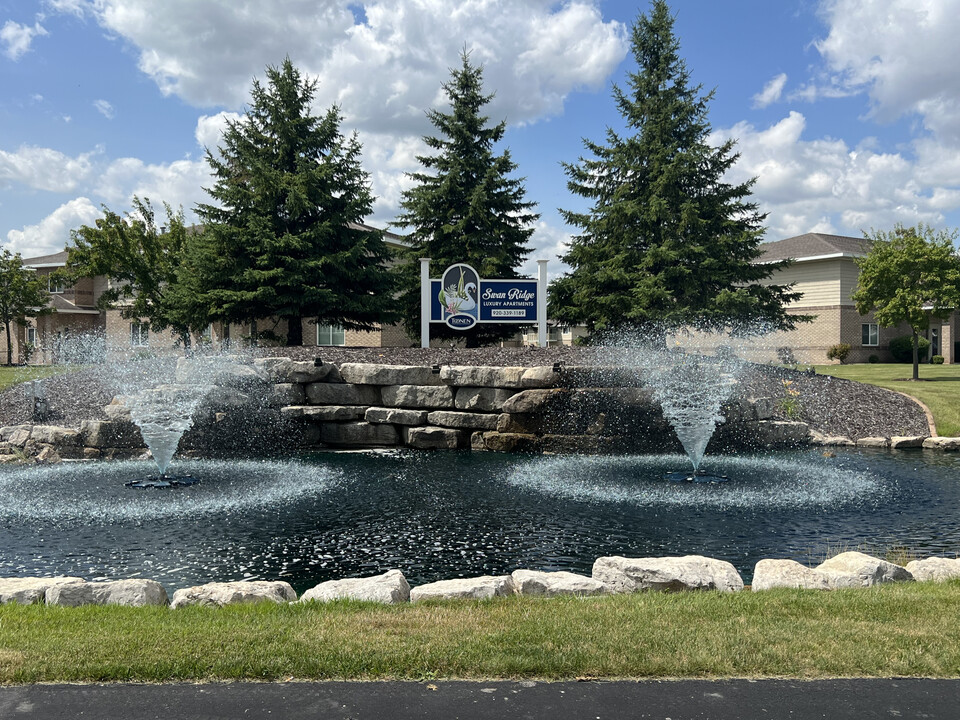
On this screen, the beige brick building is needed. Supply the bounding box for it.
[756,233,958,364]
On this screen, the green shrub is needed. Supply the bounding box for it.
[868,354,880,364]
[826,343,851,363]
[889,334,930,363]
[932,355,945,364]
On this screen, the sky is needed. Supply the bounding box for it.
[2,0,960,280]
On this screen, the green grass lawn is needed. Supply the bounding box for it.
[814,362,960,436]
[3,584,960,683]
[0,365,75,392]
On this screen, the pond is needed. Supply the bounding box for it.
[1,448,958,594]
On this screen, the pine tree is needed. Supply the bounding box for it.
[550,1,802,339]
[395,51,538,347]
[191,58,398,346]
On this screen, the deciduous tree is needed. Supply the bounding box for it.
[0,249,52,365]
[852,223,960,380]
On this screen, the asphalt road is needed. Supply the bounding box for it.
[1,679,957,719]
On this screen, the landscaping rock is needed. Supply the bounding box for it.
[855,436,890,448]
[300,570,410,604]
[440,366,526,388]
[592,555,744,593]
[889,435,927,449]
[404,426,463,450]
[170,581,297,608]
[410,575,515,602]
[1,424,32,446]
[815,551,913,588]
[454,387,516,412]
[29,425,81,446]
[751,559,831,591]
[905,557,960,582]
[266,383,306,408]
[256,358,338,384]
[339,364,442,387]
[807,430,855,446]
[511,569,610,597]
[34,445,61,464]
[922,436,960,451]
[283,405,366,422]
[46,579,168,607]
[380,385,454,409]
[320,421,398,446]
[0,576,84,604]
[476,431,540,452]
[305,383,380,406]
[520,366,560,388]
[365,407,429,425]
[79,419,144,449]
[501,389,565,414]
[426,411,499,430]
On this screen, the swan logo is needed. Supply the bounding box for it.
[438,263,480,326]
[446,313,476,330]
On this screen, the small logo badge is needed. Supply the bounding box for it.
[445,313,477,330]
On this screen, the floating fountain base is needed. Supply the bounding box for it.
[125,475,200,490]
[665,470,729,484]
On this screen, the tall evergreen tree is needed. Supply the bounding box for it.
[190,58,398,346]
[395,51,538,346]
[550,1,803,339]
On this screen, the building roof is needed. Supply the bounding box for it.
[21,250,69,267]
[49,294,100,314]
[758,233,870,263]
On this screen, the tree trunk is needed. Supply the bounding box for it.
[286,315,304,346]
[4,322,11,366]
[912,328,920,381]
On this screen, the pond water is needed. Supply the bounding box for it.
[1,448,958,594]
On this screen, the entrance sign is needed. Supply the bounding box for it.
[420,259,548,347]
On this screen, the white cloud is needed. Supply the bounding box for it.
[50,0,626,134]
[0,145,98,192]
[815,0,960,140]
[522,220,572,280]
[95,156,212,219]
[714,111,955,240]
[93,99,115,119]
[752,73,787,109]
[1,20,48,60]
[5,197,101,257]
[194,112,242,152]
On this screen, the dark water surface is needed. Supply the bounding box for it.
[2,448,958,594]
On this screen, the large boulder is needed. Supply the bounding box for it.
[751,559,831,591]
[380,385,455,409]
[46,579,168,607]
[519,367,561,389]
[320,421,398,446]
[365,407,429,425]
[305,383,380,406]
[403,426,463,450]
[439,366,526,388]
[410,575,515,602]
[339,364,442,387]
[454,387,517,412]
[922,437,960,451]
[592,555,744,593]
[501,389,565,415]
[889,436,927,449]
[905,557,960,582]
[0,576,85,604]
[426,411,499,430]
[170,581,297,608]
[815,551,913,588]
[79,420,144,449]
[255,358,339,384]
[29,425,81,446]
[300,570,410,604]
[266,383,306,408]
[511,569,610,597]
[283,406,366,422]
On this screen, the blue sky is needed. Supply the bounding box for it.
[2,0,959,278]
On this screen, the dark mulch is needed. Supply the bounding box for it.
[0,347,931,440]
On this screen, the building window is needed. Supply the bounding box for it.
[26,325,36,346]
[316,324,345,346]
[131,321,149,347]
[862,323,879,346]
[48,276,63,294]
